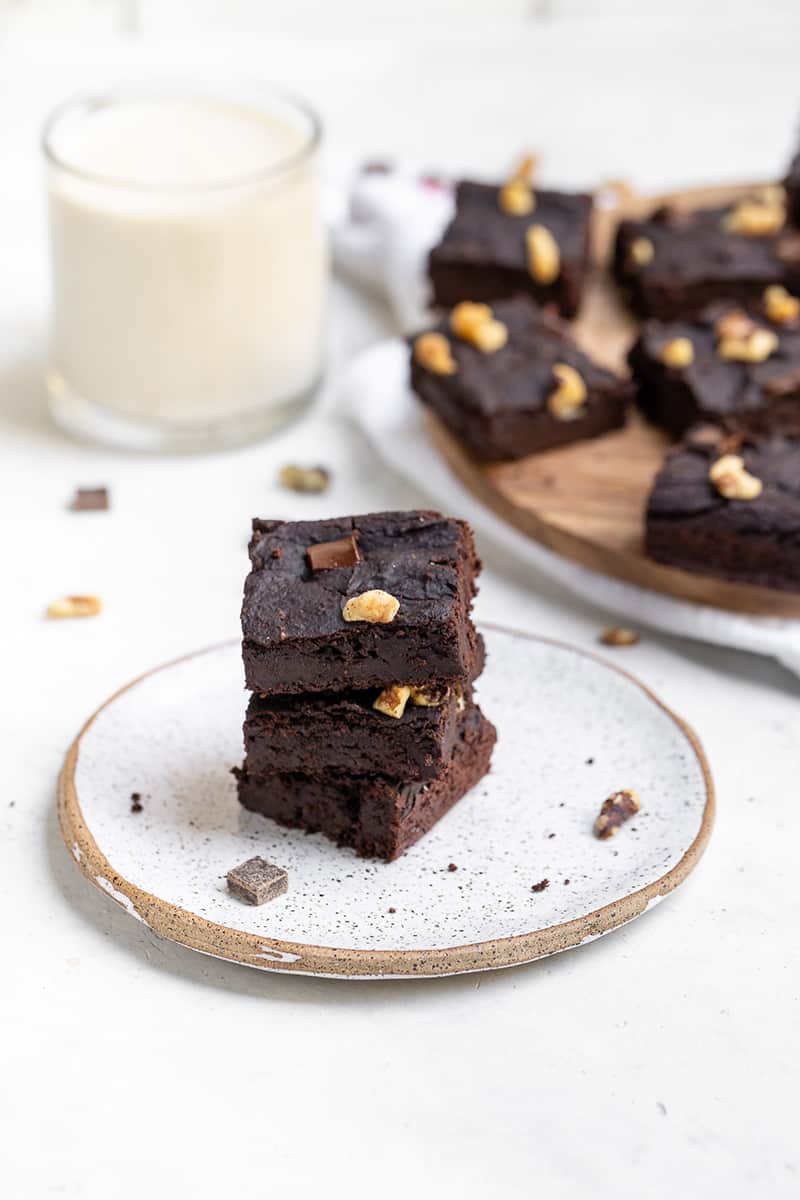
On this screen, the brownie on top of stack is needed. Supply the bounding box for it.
[236,510,496,861]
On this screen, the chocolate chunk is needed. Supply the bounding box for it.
[226,856,288,905]
[69,487,109,512]
[306,532,362,571]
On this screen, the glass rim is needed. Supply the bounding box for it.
[41,83,323,193]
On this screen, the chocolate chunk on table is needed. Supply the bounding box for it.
[646,431,800,591]
[428,180,592,319]
[226,856,288,905]
[410,296,632,461]
[236,706,497,862]
[241,511,481,695]
[613,194,800,320]
[69,486,109,511]
[629,296,800,438]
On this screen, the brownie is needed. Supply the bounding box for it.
[428,180,592,318]
[614,195,800,320]
[646,429,800,591]
[241,658,482,782]
[241,511,481,695]
[410,296,632,461]
[630,297,800,439]
[784,151,800,227]
[236,705,497,861]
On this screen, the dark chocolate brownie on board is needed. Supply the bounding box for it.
[241,511,481,696]
[410,295,632,461]
[242,667,480,782]
[646,426,800,592]
[236,703,497,862]
[614,189,800,320]
[428,178,592,319]
[629,291,800,439]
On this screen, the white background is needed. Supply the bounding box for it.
[2,6,799,1198]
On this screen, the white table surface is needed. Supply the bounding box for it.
[3,18,799,1199]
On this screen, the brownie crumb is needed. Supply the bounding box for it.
[388,906,397,913]
[531,878,549,893]
[447,862,458,872]
[130,792,143,814]
[227,856,288,905]
[563,878,570,885]
[271,547,283,559]
[547,832,556,839]
[69,486,109,512]
[585,757,595,765]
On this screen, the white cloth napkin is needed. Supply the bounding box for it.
[331,169,800,676]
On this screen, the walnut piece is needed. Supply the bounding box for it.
[594,789,641,839]
[547,362,587,421]
[342,589,400,624]
[373,684,412,719]
[47,595,102,619]
[628,236,654,268]
[599,627,640,647]
[763,284,800,325]
[499,177,535,216]
[525,224,560,284]
[708,454,763,501]
[717,313,779,363]
[409,683,450,707]
[413,332,457,375]
[450,302,508,354]
[659,337,694,368]
[278,464,330,494]
[454,683,466,713]
[723,194,785,237]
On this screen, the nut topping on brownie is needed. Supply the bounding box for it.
[627,236,655,268]
[658,337,695,368]
[547,362,588,421]
[373,684,412,719]
[498,154,537,216]
[722,190,786,238]
[414,332,457,375]
[715,309,779,363]
[450,302,508,353]
[708,454,763,500]
[409,683,450,707]
[525,223,561,283]
[342,589,400,624]
[763,284,800,325]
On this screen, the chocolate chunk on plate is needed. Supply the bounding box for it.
[69,486,109,511]
[227,856,288,905]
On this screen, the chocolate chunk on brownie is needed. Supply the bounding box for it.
[236,705,497,861]
[629,294,800,438]
[410,296,632,461]
[241,511,481,695]
[646,428,800,591]
[428,180,592,318]
[614,191,800,319]
[242,662,481,782]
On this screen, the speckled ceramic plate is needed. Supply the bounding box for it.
[58,627,713,978]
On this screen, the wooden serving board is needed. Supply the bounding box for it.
[428,180,800,619]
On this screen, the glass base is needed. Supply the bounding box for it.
[46,369,320,453]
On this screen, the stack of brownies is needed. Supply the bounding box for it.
[235,510,496,861]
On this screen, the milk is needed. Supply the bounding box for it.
[44,93,327,445]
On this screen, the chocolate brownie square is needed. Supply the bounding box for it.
[646,428,800,591]
[241,511,481,696]
[629,294,800,439]
[614,192,800,320]
[236,704,497,861]
[242,657,481,782]
[428,180,592,318]
[410,295,632,461]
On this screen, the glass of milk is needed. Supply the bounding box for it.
[42,86,328,451]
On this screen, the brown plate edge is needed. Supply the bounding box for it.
[57,633,715,979]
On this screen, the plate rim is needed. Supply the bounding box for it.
[57,627,715,978]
